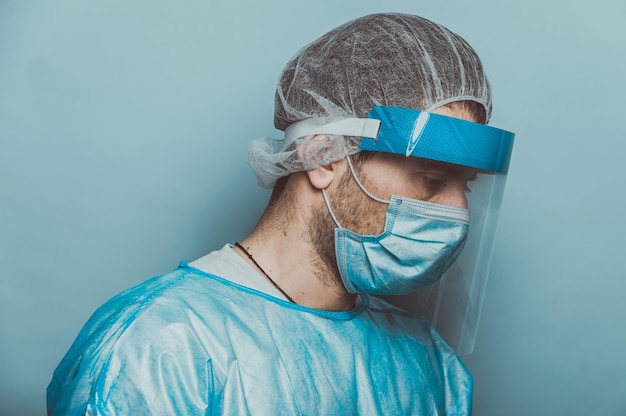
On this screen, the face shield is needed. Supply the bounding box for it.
[286,106,515,354]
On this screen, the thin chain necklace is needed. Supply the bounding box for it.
[234,242,295,303]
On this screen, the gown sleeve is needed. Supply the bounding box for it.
[48,289,217,416]
[84,321,215,415]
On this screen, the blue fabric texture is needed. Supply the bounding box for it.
[361,106,515,174]
[47,263,472,415]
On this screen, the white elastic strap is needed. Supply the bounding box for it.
[321,189,342,228]
[284,117,381,141]
[346,156,390,204]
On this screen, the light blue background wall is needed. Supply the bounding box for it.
[1,0,625,415]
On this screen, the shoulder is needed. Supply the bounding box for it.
[367,295,465,355]
[365,295,471,372]
[365,295,473,413]
[48,265,221,415]
[74,266,200,343]
[365,295,434,331]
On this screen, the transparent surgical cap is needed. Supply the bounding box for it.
[248,13,492,188]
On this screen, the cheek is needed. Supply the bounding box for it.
[330,166,389,235]
[342,198,388,235]
[430,184,469,209]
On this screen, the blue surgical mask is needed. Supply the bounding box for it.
[323,158,470,295]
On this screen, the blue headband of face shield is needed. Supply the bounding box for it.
[362,106,514,174]
[283,106,515,174]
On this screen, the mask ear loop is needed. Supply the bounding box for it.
[320,139,358,230]
[346,156,390,204]
[322,155,392,229]
[321,189,342,228]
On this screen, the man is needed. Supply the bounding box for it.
[48,13,514,415]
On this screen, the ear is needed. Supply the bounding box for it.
[295,134,347,190]
[305,161,339,190]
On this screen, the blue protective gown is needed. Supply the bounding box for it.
[48,262,472,415]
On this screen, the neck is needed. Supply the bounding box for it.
[238,211,357,312]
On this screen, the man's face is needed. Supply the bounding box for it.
[331,155,476,237]
[307,105,479,287]
[334,105,479,236]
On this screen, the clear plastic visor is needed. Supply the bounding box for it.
[356,106,513,355]
[285,106,514,355]
[380,168,507,355]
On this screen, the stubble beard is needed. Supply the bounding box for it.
[306,167,385,290]
[306,168,354,289]
[307,203,341,289]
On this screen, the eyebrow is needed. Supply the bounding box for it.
[414,158,479,180]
